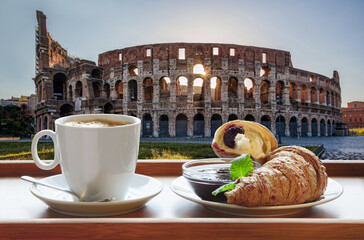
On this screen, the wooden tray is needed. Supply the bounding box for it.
[0,160,363,240]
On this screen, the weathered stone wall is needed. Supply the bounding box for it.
[34,12,342,138]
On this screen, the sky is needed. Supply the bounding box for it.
[0,0,363,107]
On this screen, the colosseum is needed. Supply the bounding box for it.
[34,11,342,138]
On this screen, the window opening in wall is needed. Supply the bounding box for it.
[276,81,284,105]
[177,76,188,96]
[193,78,204,101]
[244,78,254,99]
[119,53,122,61]
[289,83,297,101]
[310,75,316,83]
[213,47,219,56]
[128,65,138,76]
[228,77,238,100]
[160,77,170,99]
[193,64,205,75]
[260,80,270,104]
[128,80,138,101]
[178,48,185,60]
[260,66,271,77]
[262,53,267,64]
[143,78,154,101]
[230,48,235,56]
[91,69,102,79]
[146,48,152,57]
[115,80,123,99]
[210,77,221,101]
[211,77,217,89]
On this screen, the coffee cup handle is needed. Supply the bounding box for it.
[31,130,60,170]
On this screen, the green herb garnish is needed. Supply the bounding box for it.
[212,154,254,196]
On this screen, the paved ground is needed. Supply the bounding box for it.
[140,136,364,160]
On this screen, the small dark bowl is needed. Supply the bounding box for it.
[182,159,260,202]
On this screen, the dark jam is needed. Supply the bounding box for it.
[223,126,244,148]
[184,164,233,202]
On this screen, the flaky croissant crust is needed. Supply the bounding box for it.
[225,146,328,207]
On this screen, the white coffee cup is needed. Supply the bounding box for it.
[31,114,141,201]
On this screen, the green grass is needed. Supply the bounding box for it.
[0,142,215,160]
[0,141,319,160]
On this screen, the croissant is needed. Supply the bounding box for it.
[224,146,328,207]
[212,120,278,165]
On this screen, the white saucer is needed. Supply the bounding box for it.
[30,174,163,217]
[171,177,343,217]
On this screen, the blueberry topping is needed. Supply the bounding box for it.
[223,127,244,148]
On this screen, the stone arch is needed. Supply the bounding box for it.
[211,114,222,136]
[193,78,204,102]
[289,82,297,101]
[103,83,111,98]
[276,115,286,136]
[289,116,298,137]
[92,82,101,98]
[301,117,309,137]
[53,73,67,100]
[142,113,153,137]
[311,87,317,103]
[104,102,113,113]
[60,104,73,117]
[261,115,271,130]
[260,65,271,77]
[260,80,270,104]
[311,118,318,137]
[128,80,138,101]
[143,77,154,102]
[244,114,255,121]
[176,114,188,137]
[91,69,102,79]
[244,78,255,100]
[320,119,326,136]
[128,65,138,77]
[176,76,188,96]
[319,88,325,104]
[326,91,330,105]
[331,91,335,107]
[228,77,238,100]
[75,81,83,98]
[228,114,239,121]
[159,77,170,99]
[276,81,284,105]
[193,64,205,75]
[115,80,123,99]
[193,113,204,136]
[301,84,308,103]
[159,114,169,137]
[210,77,221,101]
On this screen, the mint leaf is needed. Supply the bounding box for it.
[211,154,254,196]
[212,182,236,196]
[230,154,254,180]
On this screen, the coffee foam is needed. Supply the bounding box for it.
[64,119,128,128]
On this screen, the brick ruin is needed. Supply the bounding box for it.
[34,11,342,137]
